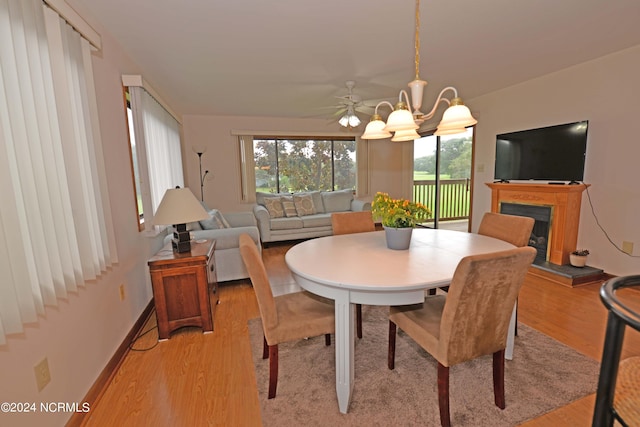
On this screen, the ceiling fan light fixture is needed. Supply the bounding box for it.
[338,106,361,128]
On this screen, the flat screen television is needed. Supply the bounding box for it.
[494,121,588,182]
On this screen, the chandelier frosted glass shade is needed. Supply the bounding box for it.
[391,128,421,142]
[361,114,392,140]
[434,98,478,136]
[384,103,419,132]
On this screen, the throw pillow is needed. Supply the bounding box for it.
[263,197,284,218]
[281,195,298,218]
[294,194,316,216]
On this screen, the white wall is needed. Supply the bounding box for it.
[469,45,640,276]
[0,5,166,426]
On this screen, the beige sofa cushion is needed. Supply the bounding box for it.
[321,189,353,212]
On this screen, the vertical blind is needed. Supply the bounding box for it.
[0,0,117,344]
[128,86,184,220]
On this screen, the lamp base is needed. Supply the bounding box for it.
[172,239,191,253]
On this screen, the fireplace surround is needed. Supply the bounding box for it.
[486,183,589,265]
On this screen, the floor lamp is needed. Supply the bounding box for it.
[195,149,209,202]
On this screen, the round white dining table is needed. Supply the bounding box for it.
[285,228,518,414]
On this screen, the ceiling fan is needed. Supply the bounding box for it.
[329,80,378,128]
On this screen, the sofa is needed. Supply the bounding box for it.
[164,210,261,282]
[253,189,371,243]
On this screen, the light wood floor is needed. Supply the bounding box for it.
[80,242,640,427]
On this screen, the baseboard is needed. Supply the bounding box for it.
[66,300,155,427]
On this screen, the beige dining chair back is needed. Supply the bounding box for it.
[331,211,376,236]
[239,233,335,399]
[331,211,375,339]
[477,212,535,248]
[388,246,537,427]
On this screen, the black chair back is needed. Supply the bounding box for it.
[592,275,640,427]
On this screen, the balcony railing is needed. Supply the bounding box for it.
[413,179,470,222]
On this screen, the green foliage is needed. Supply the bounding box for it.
[254,138,355,193]
[413,136,472,179]
[371,192,432,228]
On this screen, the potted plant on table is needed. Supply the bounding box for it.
[371,192,432,250]
[570,249,589,267]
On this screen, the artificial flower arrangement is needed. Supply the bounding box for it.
[371,192,432,228]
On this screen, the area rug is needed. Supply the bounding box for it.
[248,305,599,426]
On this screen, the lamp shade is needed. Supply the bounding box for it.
[384,103,419,132]
[153,187,209,226]
[391,128,421,142]
[361,115,392,140]
[434,98,477,136]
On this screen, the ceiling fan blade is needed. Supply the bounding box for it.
[356,105,376,116]
[331,108,348,118]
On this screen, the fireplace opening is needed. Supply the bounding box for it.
[499,203,552,263]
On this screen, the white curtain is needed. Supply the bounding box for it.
[0,0,117,345]
[128,86,183,221]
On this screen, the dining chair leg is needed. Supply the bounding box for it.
[356,304,363,339]
[388,320,396,370]
[262,336,269,359]
[437,363,451,427]
[493,349,506,409]
[268,344,279,399]
[325,333,331,346]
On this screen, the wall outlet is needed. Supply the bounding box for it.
[622,241,634,255]
[34,358,51,392]
[119,284,126,301]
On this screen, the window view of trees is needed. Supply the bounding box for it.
[414,135,472,180]
[254,138,356,193]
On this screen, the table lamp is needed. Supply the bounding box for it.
[153,187,209,253]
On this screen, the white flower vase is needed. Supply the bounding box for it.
[569,254,587,268]
[383,226,413,250]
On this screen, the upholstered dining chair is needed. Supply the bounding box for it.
[477,212,535,248]
[477,212,535,334]
[331,211,375,339]
[239,233,335,399]
[388,246,537,427]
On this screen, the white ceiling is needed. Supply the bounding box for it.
[73,0,640,122]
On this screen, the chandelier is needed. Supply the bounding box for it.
[361,0,477,141]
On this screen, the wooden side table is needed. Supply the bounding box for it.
[148,239,218,340]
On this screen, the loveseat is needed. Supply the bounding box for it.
[164,210,261,282]
[253,189,371,243]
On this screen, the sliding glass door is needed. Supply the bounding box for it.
[413,128,473,230]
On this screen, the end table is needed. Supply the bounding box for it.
[148,239,218,340]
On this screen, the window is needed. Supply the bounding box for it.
[123,77,184,230]
[124,87,144,230]
[253,137,356,193]
[0,0,116,344]
[413,128,474,230]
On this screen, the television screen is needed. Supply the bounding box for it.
[494,121,588,182]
